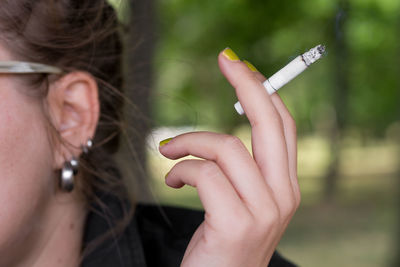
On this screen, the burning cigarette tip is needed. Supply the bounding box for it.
[302,44,326,66]
[317,45,326,55]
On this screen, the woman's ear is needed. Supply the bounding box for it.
[46,72,100,169]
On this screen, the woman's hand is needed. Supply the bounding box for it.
[158,48,300,267]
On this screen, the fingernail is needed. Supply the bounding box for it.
[243,60,259,72]
[159,137,173,147]
[222,47,240,61]
[165,171,170,179]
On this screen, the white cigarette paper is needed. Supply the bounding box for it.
[234,44,325,115]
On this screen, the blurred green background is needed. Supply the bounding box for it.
[112,0,400,266]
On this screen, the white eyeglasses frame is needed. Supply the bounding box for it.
[0,61,63,74]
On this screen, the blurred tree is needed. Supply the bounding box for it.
[152,0,400,134]
[393,11,400,267]
[118,0,156,202]
[324,0,350,202]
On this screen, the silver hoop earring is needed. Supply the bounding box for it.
[82,138,93,154]
[60,157,79,192]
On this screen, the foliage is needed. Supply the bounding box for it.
[151,0,400,136]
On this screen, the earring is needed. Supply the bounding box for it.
[60,138,92,192]
[60,157,79,192]
[70,156,79,175]
[81,138,93,154]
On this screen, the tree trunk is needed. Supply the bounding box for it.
[323,0,350,202]
[118,0,156,203]
[391,13,400,267]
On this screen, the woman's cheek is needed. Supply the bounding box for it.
[0,86,55,256]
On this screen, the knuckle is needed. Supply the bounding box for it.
[221,134,243,148]
[253,112,284,131]
[295,190,301,209]
[198,161,220,180]
[258,205,280,228]
[281,194,298,218]
[290,183,301,211]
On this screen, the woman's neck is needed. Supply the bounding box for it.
[15,190,88,267]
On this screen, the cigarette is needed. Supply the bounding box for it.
[234,44,326,115]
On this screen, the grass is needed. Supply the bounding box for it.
[278,175,397,267]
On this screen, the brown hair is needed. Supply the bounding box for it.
[0,0,141,262]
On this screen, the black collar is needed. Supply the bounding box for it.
[81,192,147,267]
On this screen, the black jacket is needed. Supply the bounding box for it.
[81,193,297,267]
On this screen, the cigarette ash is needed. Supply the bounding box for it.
[302,45,326,66]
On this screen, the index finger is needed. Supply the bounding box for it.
[218,48,294,208]
[248,64,300,204]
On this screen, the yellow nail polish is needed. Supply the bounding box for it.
[159,137,173,147]
[223,47,240,61]
[243,60,259,72]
